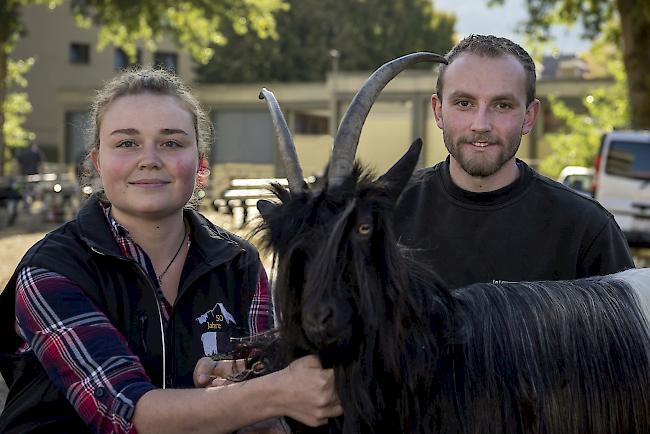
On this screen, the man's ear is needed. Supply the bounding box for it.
[431,94,444,129]
[377,138,422,203]
[522,99,540,135]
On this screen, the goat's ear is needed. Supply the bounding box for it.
[257,199,275,220]
[377,138,422,200]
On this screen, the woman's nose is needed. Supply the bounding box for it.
[138,145,162,169]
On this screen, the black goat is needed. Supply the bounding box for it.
[254,53,650,433]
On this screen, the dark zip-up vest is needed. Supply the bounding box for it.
[0,195,263,433]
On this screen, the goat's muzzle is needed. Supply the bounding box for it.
[302,302,355,354]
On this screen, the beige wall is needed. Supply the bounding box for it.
[357,101,413,173]
[10,5,615,184]
[294,135,331,177]
[196,75,616,188]
[424,111,447,167]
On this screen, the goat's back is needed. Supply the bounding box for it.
[436,268,650,434]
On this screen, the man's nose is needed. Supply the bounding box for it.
[470,106,492,132]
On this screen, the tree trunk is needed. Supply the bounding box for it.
[0,45,7,176]
[617,0,650,129]
[0,0,16,178]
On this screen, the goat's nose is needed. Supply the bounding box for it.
[313,306,333,327]
[303,305,334,333]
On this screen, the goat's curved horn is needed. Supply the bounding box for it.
[328,52,447,187]
[259,88,306,192]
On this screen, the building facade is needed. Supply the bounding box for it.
[11,2,613,193]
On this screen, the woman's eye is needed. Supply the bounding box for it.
[117,140,136,148]
[357,223,373,236]
[162,140,182,148]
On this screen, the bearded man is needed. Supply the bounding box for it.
[394,35,633,288]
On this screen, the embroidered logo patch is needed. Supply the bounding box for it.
[195,303,237,356]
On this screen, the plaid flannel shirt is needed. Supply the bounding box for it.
[14,209,271,433]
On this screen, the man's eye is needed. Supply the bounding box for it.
[496,103,512,110]
[456,100,471,108]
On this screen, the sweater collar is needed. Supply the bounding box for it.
[439,156,534,207]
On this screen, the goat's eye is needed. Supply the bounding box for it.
[357,223,373,236]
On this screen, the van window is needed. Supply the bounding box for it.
[605,140,650,180]
[563,174,592,194]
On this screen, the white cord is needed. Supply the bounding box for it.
[155,299,167,389]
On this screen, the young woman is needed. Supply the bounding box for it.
[0,68,341,433]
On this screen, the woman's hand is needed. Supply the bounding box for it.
[193,354,343,428]
[271,355,343,427]
[193,357,246,387]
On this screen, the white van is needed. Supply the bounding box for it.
[557,166,594,197]
[593,130,650,246]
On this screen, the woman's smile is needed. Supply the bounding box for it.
[92,93,199,221]
[128,178,172,187]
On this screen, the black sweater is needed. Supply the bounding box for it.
[394,158,634,289]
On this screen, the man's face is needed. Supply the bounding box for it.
[432,53,538,178]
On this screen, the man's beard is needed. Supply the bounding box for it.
[444,131,521,177]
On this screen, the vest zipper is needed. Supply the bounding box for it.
[138,313,149,354]
[89,246,168,389]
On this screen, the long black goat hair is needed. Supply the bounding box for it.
[253,148,650,433]
[235,53,650,433]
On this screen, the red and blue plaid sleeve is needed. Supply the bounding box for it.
[15,266,157,434]
[248,265,274,336]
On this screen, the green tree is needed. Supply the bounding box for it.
[539,36,629,178]
[4,58,36,149]
[197,0,456,83]
[0,0,284,176]
[490,0,650,130]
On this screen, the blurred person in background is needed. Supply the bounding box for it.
[14,142,44,177]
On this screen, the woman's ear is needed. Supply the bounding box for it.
[90,149,100,174]
[196,155,210,189]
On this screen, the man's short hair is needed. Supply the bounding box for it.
[436,34,537,106]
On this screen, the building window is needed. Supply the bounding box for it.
[69,43,90,64]
[154,51,178,73]
[295,112,329,135]
[115,48,141,71]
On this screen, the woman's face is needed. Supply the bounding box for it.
[92,93,199,221]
